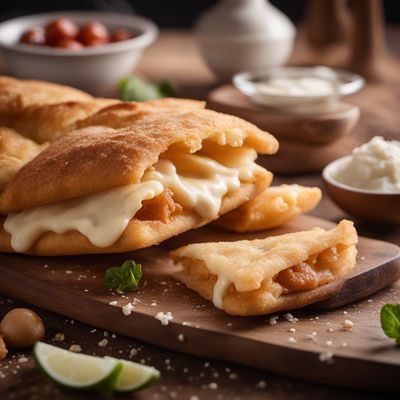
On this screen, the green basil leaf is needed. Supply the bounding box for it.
[118,76,176,102]
[380,304,400,345]
[104,260,142,293]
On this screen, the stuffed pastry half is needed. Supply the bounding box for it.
[170,220,358,316]
[214,184,322,232]
[0,109,278,255]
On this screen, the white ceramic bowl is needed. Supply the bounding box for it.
[233,66,365,114]
[0,11,158,94]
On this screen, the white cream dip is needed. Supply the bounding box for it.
[333,136,400,193]
[256,77,338,97]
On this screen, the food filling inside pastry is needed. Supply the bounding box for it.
[170,220,358,316]
[3,134,269,253]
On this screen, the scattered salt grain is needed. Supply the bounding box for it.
[178,334,185,342]
[54,333,65,342]
[98,339,108,347]
[256,380,267,389]
[129,348,138,357]
[69,344,82,352]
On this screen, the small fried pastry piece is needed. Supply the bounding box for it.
[170,220,358,316]
[214,184,322,232]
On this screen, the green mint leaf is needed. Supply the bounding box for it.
[104,260,142,293]
[117,76,176,102]
[380,304,400,345]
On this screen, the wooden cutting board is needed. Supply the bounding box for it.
[0,215,399,393]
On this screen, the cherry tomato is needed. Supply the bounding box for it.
[79,22,110,46]
[19,27,46,45]
[111,28,131,42]
[54,38,84,50]
[45,18,79,46]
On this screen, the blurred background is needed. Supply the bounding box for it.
[1,0,400,25]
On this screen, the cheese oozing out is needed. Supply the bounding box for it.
[4,143,260,252]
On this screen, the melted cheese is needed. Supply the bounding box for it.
[4,146,259,252]
[4,181,164,252]
[143,154,240,219]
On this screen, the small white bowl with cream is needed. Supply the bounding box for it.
[323,137,400,225]
[233,66,365,114]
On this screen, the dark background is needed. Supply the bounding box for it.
[0,0,399,26]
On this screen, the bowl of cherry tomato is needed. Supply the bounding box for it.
[0,11,158,93]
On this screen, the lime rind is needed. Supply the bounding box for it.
[106,356,160,393]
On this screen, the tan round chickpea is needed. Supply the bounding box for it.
[0,308,45,348]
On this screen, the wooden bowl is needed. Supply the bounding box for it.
[323,157,400,225]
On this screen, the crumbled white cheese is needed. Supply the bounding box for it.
[287,327,296,333]
[284,313,298,323]
[256,380,267,389]
[209,382,218,390]
[17,357,28,363]
[155,311,173,325]
[288,337,297,343]
[268,315,279,325]
[319,351,334,364]
[325,340,333,347]
[341,319,354,330]
[108,301,118,306]
[122,302,134,316]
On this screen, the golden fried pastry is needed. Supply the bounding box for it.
[0,128,47,191]
[0,76,92,119]
[0,76,204,143]
[214,184,322,232]
[74,98,206,131]
[170,220,358,316]
[0,109,278,255]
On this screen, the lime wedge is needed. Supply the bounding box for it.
[33,342,122,392]
[106,357,160,392]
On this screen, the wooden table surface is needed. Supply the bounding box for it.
[1,30,399,400]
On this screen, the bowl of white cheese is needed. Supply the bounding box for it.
[322,136,400,225]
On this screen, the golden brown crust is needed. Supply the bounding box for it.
[214,184,322,232]
[74,98,206,131]
[0,173,271,255]
[0,76,92,119]
[7,99,119,144]
[171,220,358,316]
[0,128,47,192]
[0,109,278,213]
